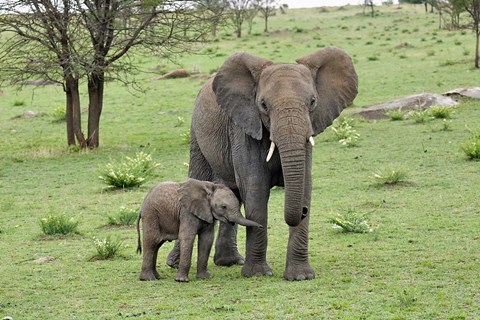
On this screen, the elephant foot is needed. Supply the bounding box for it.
[214,250,245,267]
[166,248,180,269]
[241,260,273,277]
[139,270,159,281]
[196,271,211,280]
[283,263,315,281]
[175,272,190,282]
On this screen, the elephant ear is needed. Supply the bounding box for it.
[178,179,215,224]
[296,47,358,135]
[213,52,273,140]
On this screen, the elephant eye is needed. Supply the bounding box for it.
[221,205,227,210]
[260,99,268,112]
[309,97,317,110]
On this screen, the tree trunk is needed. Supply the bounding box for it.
[87,72,104,148]
[264,15,268,32]
[65,88,75,146]
[66,76,86,148]
[476,28,479,68]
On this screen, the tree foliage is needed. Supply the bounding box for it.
[0,0,215,148]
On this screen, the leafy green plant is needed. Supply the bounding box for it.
[99,151,160,189]
[331,117,360,147]
[385,109,405,121]
[373,165,408,185]
[429,105,453,119]
[174,116,185,127]
[107,206,138,226]
[181,131,190,145]
[407,110,431,123]
[461,130,480,160]
[51,105,66,122]
[328,209,373,233]
[39,214,79,236]
[13,99,25,106]
[92,235,123,260]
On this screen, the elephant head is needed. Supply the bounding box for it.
[212,47,358,227]
[178,179,263,228]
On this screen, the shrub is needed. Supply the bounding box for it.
[92,236,123,260]
[385,109,405,121]
[373,166,408,185]
[13,100,25,106]
[108,207,138,226]
[40,214,79,236]
[51,106,66,122]
[181,131,190,145]
[328,210,372,233]
[407,110,431,124]
[461,131,480,160]
[429,105,453,119]
[99,151,160,189]
[174,116,185,127]
[331,117,360,147]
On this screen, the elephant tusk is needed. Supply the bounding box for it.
[266,141,276,162]
[309,136,315,146]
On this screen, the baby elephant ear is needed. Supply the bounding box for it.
[178,179,215,224]
[296,47,358,135]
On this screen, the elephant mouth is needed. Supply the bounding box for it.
[266,137,315,162]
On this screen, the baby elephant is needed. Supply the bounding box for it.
[136,178,262,282]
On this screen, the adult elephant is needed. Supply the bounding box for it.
[168,47,358,280]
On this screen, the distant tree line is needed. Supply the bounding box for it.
[400,0,480,67]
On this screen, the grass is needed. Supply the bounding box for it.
[39,214,79,236]
[328,209,373,233]
[107,207,139,226]
[1,4,480,319]
[373,165,408,185]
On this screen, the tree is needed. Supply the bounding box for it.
[463,0,480,67]
[363,0,375,17]
[244,4,259,35]
[256,0,277,33]
[0,1,214,148]
[198,0,228,37]
[227,0,252,38]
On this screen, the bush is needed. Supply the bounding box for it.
[373,166,408,185]
[407,110,431,124]
[331,117,360,147]
[385,109,405,121]
[51,106,66,122]
[99,151,160,189]
[461,131,480,160]
[328,210,373,233]
[429,105,453,119]
[108,207,138,226]
[92,236,123,260]
[40,214,79,236]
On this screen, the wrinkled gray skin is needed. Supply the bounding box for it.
[136,178,262,282]
[167,47,358,281]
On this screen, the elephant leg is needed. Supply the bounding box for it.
[241,186,272,277]
[166,240,180,269]
[196,225,214,279]
[284,145,314,281]
[175,234,195,282]
[283,216,315,280]
[140,240,163,281]
[214,222,244,266]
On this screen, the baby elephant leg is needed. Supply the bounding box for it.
[196,224,215,279]
[140,241,164,281]
[175,234,196,282]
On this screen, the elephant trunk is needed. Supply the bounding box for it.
[271,105,312,227]
[229,212,263,228]
[278,142,307,227]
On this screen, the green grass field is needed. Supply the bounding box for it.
[1,4,479,319]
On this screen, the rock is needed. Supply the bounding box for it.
[158,69,190,79]
[32,256,56,264]
[444,87,480,99]
[354,93,458,120]
[22,111,38,119]
[20,79,58,86]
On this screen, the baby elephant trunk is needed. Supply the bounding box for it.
[230,214,263,229]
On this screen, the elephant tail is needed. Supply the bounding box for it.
[136,212,142,254]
